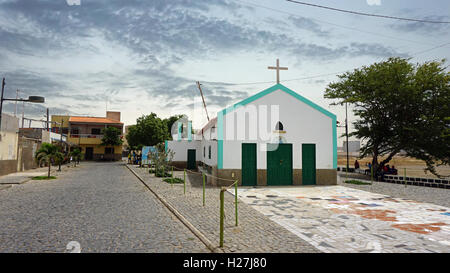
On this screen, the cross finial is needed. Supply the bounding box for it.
[268,59,288,84]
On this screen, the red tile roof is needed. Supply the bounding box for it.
[69,116,123,124]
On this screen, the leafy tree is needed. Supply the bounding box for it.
[101,126,124,161]
[126,113,188,148]
[325,57,449,177]
[35,143,64,178]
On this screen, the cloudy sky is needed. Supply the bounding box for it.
[0,0,449,144]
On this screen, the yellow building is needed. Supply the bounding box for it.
[51,111,124,161]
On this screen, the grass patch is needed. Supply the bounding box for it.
[163,177,184,184]
[32,176,57,180]
[344,179,371,185]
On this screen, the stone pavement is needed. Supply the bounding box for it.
[0,164,74,185]
[0,162,208,252]
[131,165,319,253]
[229,185,450,253]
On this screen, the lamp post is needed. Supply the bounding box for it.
[0,77,45,130]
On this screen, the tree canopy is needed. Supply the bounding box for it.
[325,57,449,177]
[126,113,186,149]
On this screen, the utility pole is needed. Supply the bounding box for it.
[0,78,5,130]
[46,108,49,131]
[345,102,349,172]
[196,81,210,121]
[21,101,24,128]
[58,120,64,171]
[14,89,19,117]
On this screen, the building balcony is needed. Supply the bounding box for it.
[67,134,124,145]
[68,134,104,145]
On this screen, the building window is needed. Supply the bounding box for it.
[208,146,211,159]
[275,121,284,131]
[91,128,101,135]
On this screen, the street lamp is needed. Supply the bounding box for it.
[0,77,45,130]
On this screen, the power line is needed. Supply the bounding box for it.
[411,42,450,56]
[202,41,449,87]
[234,0,437,46]
[286,0,450,24]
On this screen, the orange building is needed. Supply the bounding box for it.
[52,111,124,161]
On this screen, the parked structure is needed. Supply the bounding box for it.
[166,84,337,186]
[51,111,124,161]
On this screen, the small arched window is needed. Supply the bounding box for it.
[275,121,284,131]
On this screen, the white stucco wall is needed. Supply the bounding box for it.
[167,140,201,162]
[222,88,334,170]
[200,140,217,166]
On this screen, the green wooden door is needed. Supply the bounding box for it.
[242,143,257,186]
[267,143,292,185]
[302,144,316,185]
[187,149,196,169]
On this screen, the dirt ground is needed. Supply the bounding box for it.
[338,154,450,179]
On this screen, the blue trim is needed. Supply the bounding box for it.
[165,140,168,154]
[187,121,192,142]
[177,122,182,141]
[332,117,337,169]
[217,83,337,170]
[217,111,223,169]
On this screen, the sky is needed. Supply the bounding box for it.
[0,0,449,146]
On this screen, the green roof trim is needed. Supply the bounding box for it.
[218,83,337,170]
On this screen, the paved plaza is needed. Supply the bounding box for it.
[229,185,450,253]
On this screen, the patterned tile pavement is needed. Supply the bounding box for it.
[229,186,450,253]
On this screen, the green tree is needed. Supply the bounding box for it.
[148,142,174,177]
[325,57,449,177]
[35,143,64,178]
[126,113,187,148]
[101,126,124,161]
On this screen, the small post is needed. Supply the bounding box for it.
[370,165,373,184]
[184,169,186,194]
[235,180,238,227]
[202,173,206,206]
[171,166,174,186]
[219,187,225,248]
[404,168,407,188]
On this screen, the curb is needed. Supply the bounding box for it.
[125,164,224,253]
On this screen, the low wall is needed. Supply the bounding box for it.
[0,160,18,176]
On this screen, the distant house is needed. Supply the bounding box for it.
[51,111,124,161]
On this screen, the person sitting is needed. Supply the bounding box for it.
[390,165,398,175]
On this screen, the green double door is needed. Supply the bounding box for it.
[267,143,292,185]
[187,149,196,170]
[241,143,257,186]
[302,144,316,185]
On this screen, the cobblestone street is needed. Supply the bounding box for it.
[130,165,319,253]
[0,162,208,253]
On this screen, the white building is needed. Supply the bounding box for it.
[166,83,337,186]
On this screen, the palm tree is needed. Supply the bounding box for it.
[35,143,63,178]
[69,148,82,167]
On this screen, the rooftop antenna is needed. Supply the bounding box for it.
[196,81,210,121]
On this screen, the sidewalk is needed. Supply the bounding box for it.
[129,165,319,253]
[0,164,76,190]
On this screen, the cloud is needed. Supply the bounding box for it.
[288,16,330,37]
[0,0,411,118]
